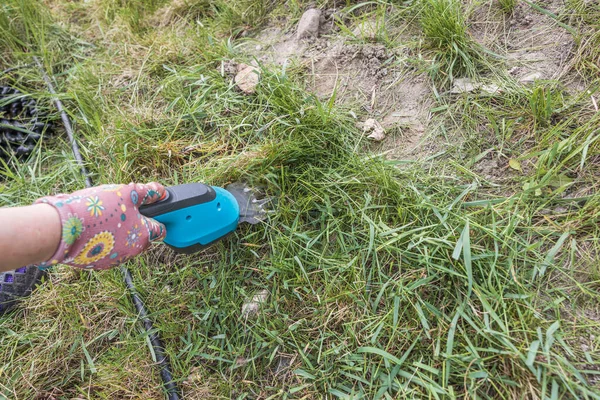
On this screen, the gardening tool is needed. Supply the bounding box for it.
[139,182,268,254]
[33,58,180,398]
[31,58,269,399]
[0,59,269,398]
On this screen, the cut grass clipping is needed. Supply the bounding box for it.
[1,0,600,398]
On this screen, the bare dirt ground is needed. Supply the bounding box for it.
[242,11,434,160]
[239,1,583,162]
[471,0,581,87]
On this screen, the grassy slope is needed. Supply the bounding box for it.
[1,0,599,398]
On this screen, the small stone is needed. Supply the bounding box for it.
[363,118,385,141]
[481,84,501,95]
[297,9,321,40]
[450,79,501,95]
[581,343,590,352]
[450,78,479,94]
[241,289,269,317]
[519,72,543,84]
[234,63,260,94]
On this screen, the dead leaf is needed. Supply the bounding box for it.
[235,357,248,367]
[509,159,522,172]
[481,84,501,95]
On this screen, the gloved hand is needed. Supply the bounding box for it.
[35,182,166,270]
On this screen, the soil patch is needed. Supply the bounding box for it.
[505,1,575,82]
[470,0,578,84]
[243,17,434,160]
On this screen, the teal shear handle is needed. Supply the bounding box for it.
[139,183,241,254]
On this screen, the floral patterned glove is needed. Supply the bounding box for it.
[35,182,167,270]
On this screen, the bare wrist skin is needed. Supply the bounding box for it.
[0,204,61,272]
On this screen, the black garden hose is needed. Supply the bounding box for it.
[0,266,46,314]
[35,57,180,400]
[0,75,54,163]
[0,66,52,314]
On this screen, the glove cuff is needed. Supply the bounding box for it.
[34,194,79,268]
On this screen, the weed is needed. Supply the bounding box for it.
[419,0,484,83]
[529,84,557,128]
[498,0,518,14]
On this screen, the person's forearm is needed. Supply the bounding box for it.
[0,204,61,272]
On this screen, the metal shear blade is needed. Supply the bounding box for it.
[225,182,271,225]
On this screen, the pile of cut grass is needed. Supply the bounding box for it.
[1,0,599,398]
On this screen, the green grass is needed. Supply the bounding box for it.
[568,0,600,79]
[498,0,518,14]
[1,0,600,398]
[419,0,486,83]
